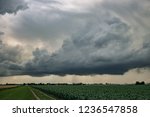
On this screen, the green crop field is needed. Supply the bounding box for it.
[32,84,150,100]
[0,84,150,100]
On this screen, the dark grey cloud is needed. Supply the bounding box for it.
[0,32,4,35]
[0,0,28,15]
[0,40,23,76]
[23,16,150,76]
[0,0,150,77]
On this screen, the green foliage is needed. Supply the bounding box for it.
[32,84,150,100]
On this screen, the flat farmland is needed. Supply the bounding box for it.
[0,86,56,100]
[0,84,150,100]
[32,84,150,100]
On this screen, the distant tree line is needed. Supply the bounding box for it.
[135,81,145,85]
[1,81,149,86]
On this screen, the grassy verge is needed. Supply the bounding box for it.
[0,86,58,100]
[0,86,36,100]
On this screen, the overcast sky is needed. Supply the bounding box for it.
[0,0,150,84]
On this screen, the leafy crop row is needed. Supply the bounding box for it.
[32,85,150,100]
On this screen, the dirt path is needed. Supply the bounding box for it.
[29,88,40,100]
[36,89,56,100]
[29,87,57,100]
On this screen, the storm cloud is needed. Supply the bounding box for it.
[0,0,150,77]
[0,0,28,15]
[0,32,4,35]
[0,39,23,76]
[24,16,150,76]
